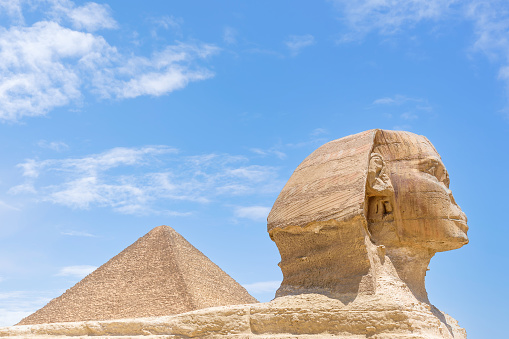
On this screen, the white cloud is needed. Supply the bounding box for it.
[401,112,418,120]
[11,146,283,215]
[310,128,329,136]
[242,280,281,294]
[373,97,397,105]
[373,94,422,106]
[8,182,36,194]
[250,148,286,160]
[0,200,20,211]
[393,124,412,130]
[372,95,431,113]
[56,265,97,278]
[285,34,315,56]
[234,206,271,221]
[0,1,219,122]
[331,0,456,41]
[94,43,219,99]
[61,230,96,237]
[465,1,509,109]
[37,140,69,152]
[29,146,177,177]
[331,1,509,109]
[149,15,183,38]
[0,0,24,24]
[65,2,117,32]
[372,94,431,128]
[223,26,237,45]
[0,21,111,121]
[153,15,183,31]
[466,1,509,58]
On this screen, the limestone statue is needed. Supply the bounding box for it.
[267,129,468,337]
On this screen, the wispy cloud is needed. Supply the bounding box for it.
[60,1,118,32]
[250,147,286,160]
[372,94,428,106]
[401,112,418,120]
[37,140,69,152]
[10,146,283,215]
[56,265,97,278]
[234,206,271,221]
[331,0,456,41]
[371,94,432,127]
[152,15,183,30]
[223,26,237,45]
[0,200,20,211]
[285,34,315,56]
[0,1,219,122]
[331,1,509,111]
[242,280,281,294]
[372,94,432,112]
[310,128,329,136]
[465,1,509,111]
[61,230,96,237]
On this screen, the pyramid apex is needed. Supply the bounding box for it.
[150,225,174,232]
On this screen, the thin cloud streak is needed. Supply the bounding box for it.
[0,200,20,211]
[285,34,315,56]
[56,265,97,278]
[331,0,456,41]
[37,140,69,152]
[61,230,96,237]
[234,206,271,221]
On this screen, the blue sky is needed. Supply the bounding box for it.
[0,0,507,337]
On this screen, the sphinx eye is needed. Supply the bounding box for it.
[424,160,438,176]
[426,165,436,176]
[424,160,449,187]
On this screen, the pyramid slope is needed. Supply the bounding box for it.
[18,226,257,325]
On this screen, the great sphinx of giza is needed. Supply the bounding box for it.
[0,129,468,339]
[265,129,468,337]
[268,129,468,304]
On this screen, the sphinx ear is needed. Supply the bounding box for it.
[367,152,393,196]
[366,153,398,245]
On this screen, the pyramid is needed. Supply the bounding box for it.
[18,225,257,325]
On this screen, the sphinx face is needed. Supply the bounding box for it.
[382,134,468,251]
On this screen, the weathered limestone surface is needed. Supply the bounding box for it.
[0,294,465,338]
[1,129,469,338]
[17,226,257,325]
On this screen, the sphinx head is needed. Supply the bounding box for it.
[366,130,468,251]
[268,129,468,300]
